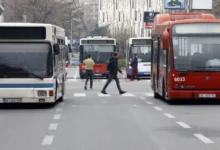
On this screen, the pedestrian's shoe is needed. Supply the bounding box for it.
[84,85,87,90]
[101,90,108,94]
[119,91,126,95]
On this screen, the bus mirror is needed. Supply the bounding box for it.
[162,31,169,50]
[53,44,60,55]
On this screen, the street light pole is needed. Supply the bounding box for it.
[70,18,73,49]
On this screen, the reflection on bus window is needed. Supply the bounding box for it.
[130,46,151,62]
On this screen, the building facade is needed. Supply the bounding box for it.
[98,0,197,37]
[98,0,164,37]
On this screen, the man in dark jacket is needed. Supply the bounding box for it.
[101,52,126,95]
[130,54,140,81]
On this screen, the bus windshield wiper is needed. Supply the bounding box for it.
[20,70,44,80]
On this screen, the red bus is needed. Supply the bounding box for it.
[79,36,117,79]
[151,12,220,101]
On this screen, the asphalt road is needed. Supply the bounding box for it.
[0,67,220,150]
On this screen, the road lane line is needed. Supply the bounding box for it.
[164,113,175,118]
[53,114,61,120]
[56,108,63,112]
[140,97,146,100]
[176,122,191,128]
[194,134,214,144]
[133,104,138,107]
[146,101,153,104]
[154,106,163,111]
[145,93,154,97]
[49,124,58,130]
[42,135,54,145]
[72,105,76,107]
[73,93,86,97]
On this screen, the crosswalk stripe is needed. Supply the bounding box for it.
[73,93,86,97]
[97,93,111,96]
[146,93,154,97]
[122,93,135,97]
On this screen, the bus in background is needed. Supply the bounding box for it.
[79,36,117,79]
[151,12,220,102]
[0,23,66,104]
[125,37,152,79]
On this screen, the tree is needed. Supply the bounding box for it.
[89,24,110,36]
[110,26,131,58]
[2,0,84,37]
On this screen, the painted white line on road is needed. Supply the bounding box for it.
[146,93,154,97]
[53,114,61,120]
[134,104,138,107]
[194,134,214,144]
[146,101,153,104]
[176,122,191,128]
[164,113,176,119]
[56,108,63,112]
[122,93,135,97]
[102,79,107,82]
[73,93,86,97]
[68,79,77,82]
[49,124,58,130]
[154,106,163,111]
[72,105,76,107]
[97,93,110,96]
[42,135,54,145]
[140,97,146,100]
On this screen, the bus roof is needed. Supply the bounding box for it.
[0,22,62,28]
[80,37,116,40]
[152,12,216,35]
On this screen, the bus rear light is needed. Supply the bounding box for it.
[49,90,54,96]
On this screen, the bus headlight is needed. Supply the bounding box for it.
[38,91,47,97]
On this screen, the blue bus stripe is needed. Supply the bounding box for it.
[0,83,54,88]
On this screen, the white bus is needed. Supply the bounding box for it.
[79,36,117,79]
[125,37,152,78]
[0,23,67,104]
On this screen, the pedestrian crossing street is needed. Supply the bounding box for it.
[72,92,154,97]
[67,78,151,83]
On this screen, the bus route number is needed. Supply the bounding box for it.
[174,77,185,82]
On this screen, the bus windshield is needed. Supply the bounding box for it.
[82,45,114,63]
[172,36,220,72]
[130,46,151,62]
[0,43,52,78]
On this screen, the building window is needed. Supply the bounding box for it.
[140,13,141,21]
[135,11,137,21]
[149,0,151,8]
[116,0,118,9]
[119,12,120,22]
[132,0,134,8]
[100,0,102,10]
[103,13,104,22]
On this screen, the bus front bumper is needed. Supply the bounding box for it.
[0,88,55,103]
[169,90,220,100]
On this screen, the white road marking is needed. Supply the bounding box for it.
[42,135,54,145]
[73,93,86,97]
[102,79,107,82]
[53,114,61,120]
[194,134,214,144]
[176,122,191,129]
[146,101,153,104]
[68,79,77,82]
[56,108,63,112]
[146,93,154,97]
[122,93,135,97]
[49,124,58,130]
[154,106,163,111]
[134,104,138,107]
[97,93,110,96]
[164,113,176,119]
[72,105,76,107]
[140,97,146,100]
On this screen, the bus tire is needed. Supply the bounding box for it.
[153,77,160,99]
[59,78,65,102]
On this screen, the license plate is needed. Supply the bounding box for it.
[199,94,216,98]
[94,74,102,76]
[3,98,22,103]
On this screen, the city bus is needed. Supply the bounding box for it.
[0,23,67,104]
[79,36,117,79]
[151,12,220,101]
[125,37,152,79]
